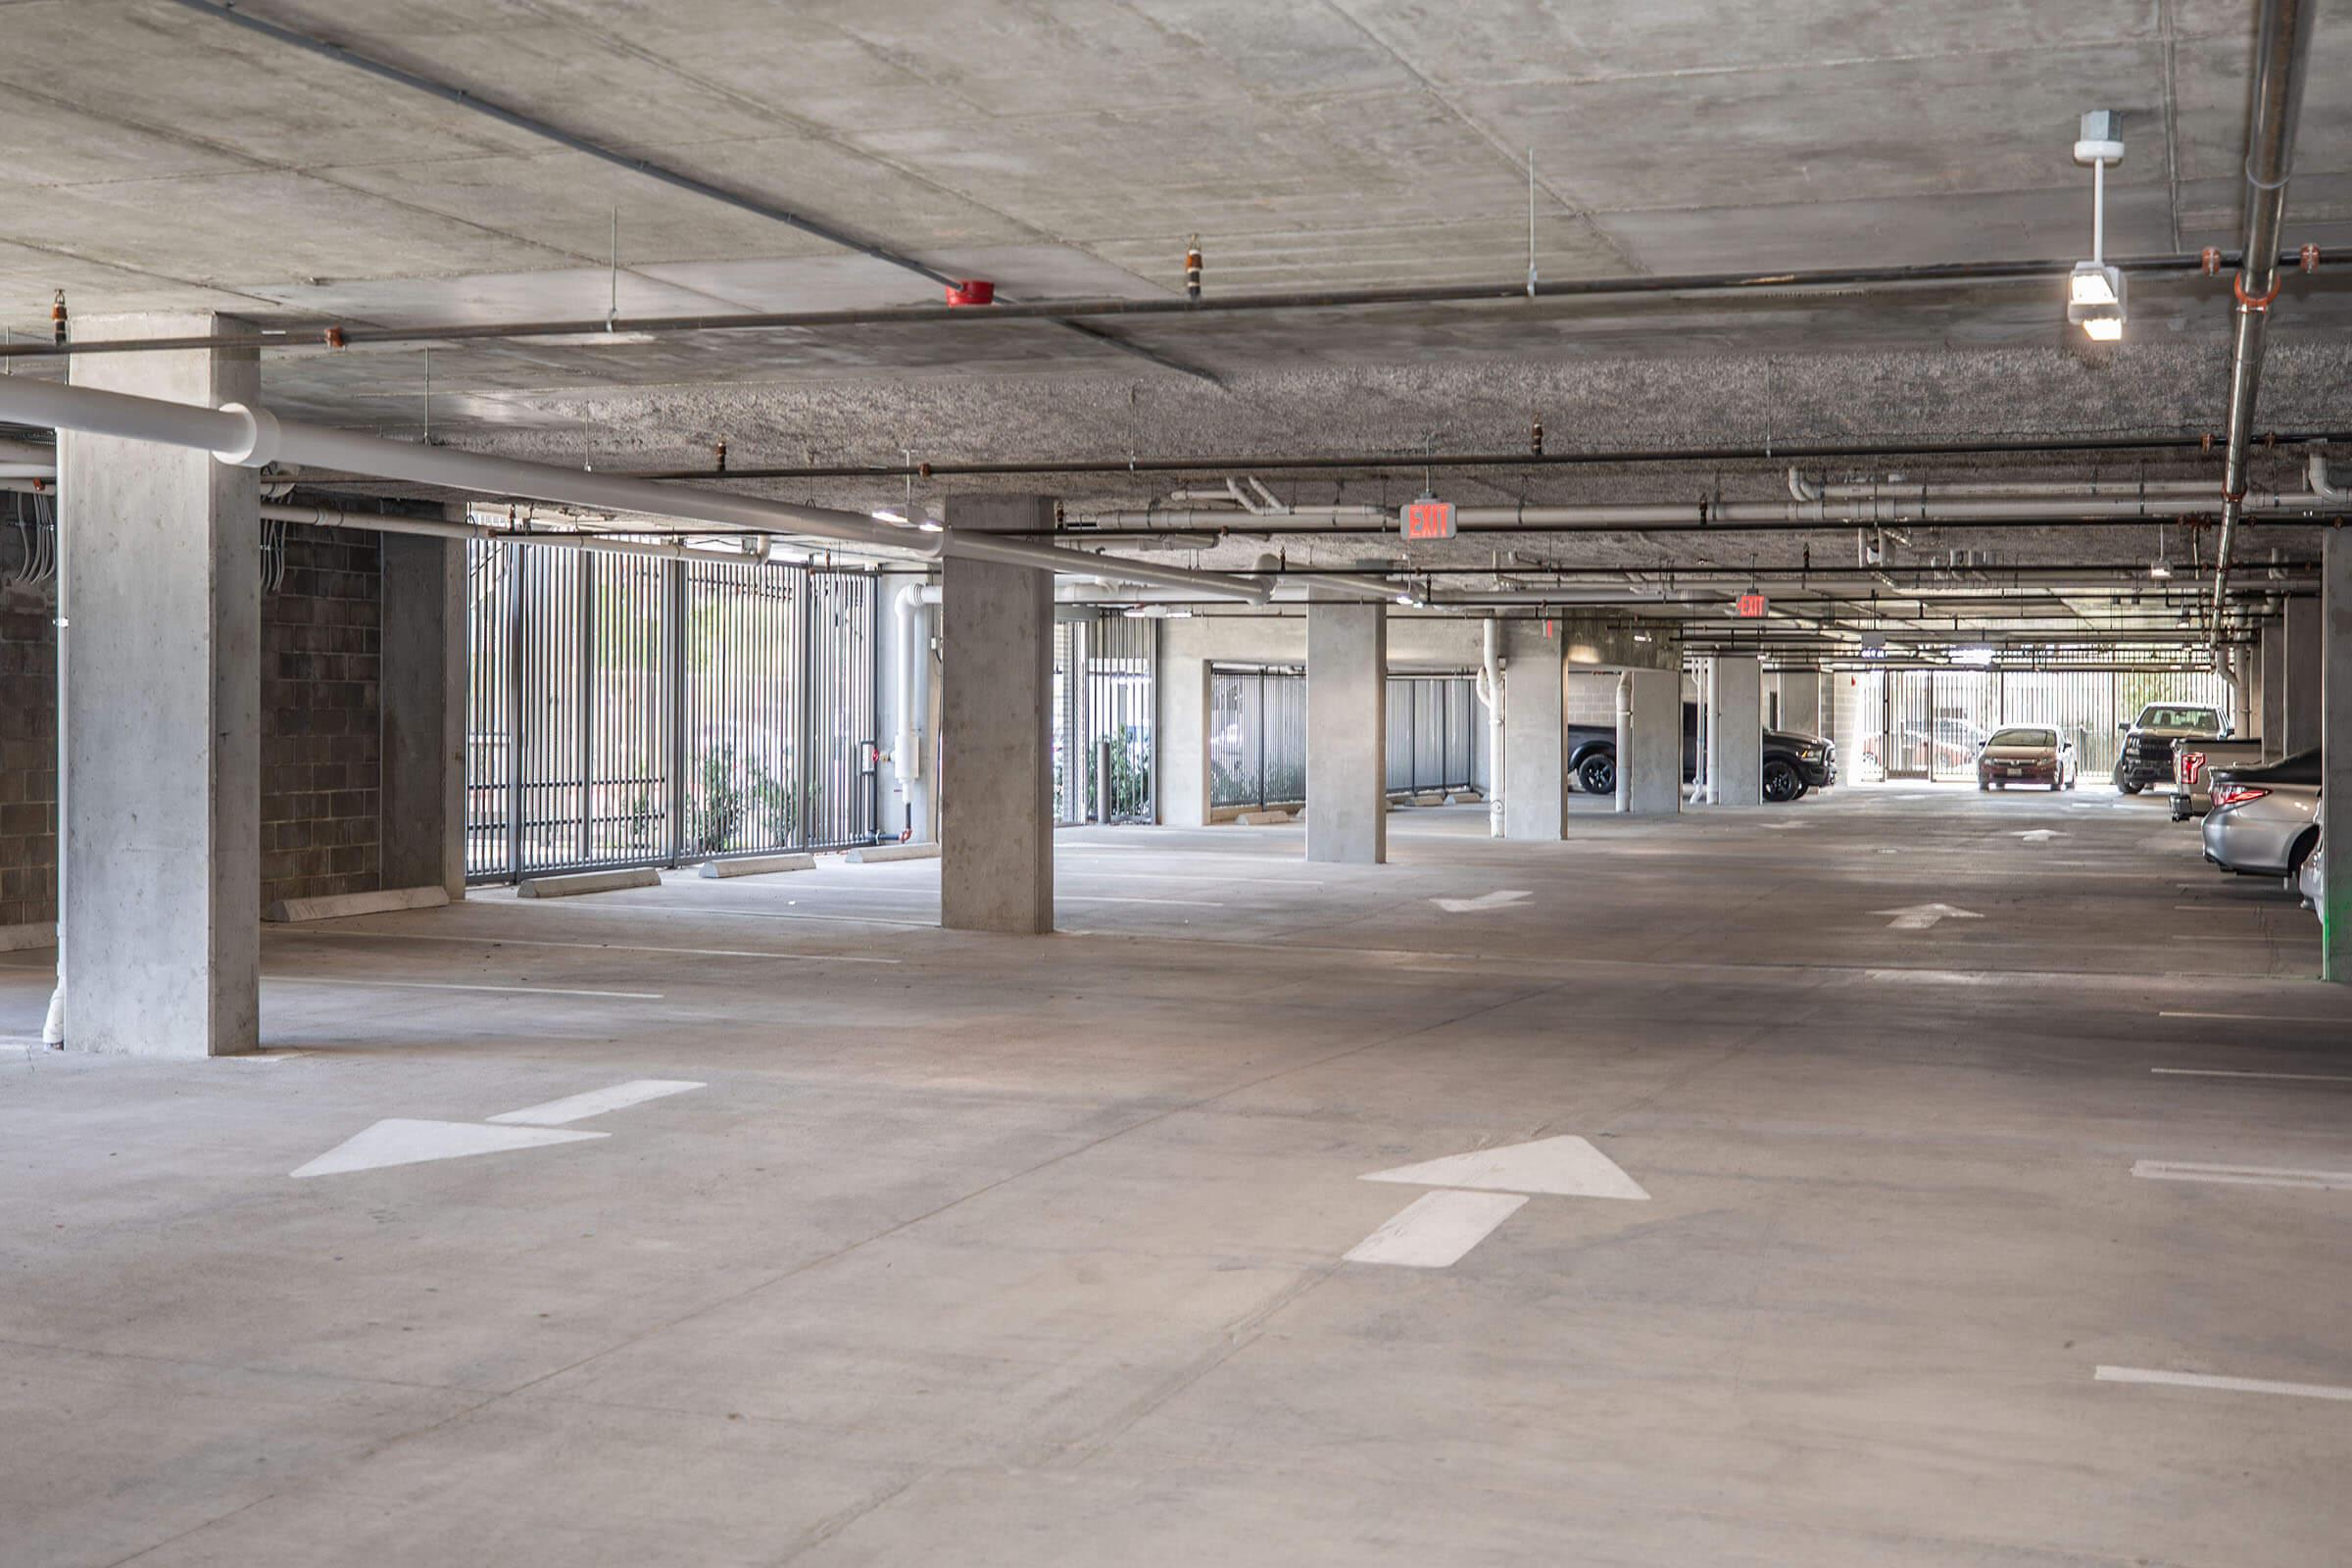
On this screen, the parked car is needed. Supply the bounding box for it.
[2201,749,2322,878]
[2297,808,2324,912]
[1567,703,1835,803]
[2169,736,2265,820]
[1975,725,2077,791]
[2115,702,2228,794]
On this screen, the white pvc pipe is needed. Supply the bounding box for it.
[1477,616,1505,837]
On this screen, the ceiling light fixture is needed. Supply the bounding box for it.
[2067,111,2127,343]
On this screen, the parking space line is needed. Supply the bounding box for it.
[271,976,664,1000]
[1057,895,1227,907]
[276,929,903,964]
[2158,1010,2348,1024]
[2131,1159,2352,1191]
[2151,1068,2352,1083]
[2094,1366,2352,1401]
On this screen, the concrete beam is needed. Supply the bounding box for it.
[1502,621,1565,840]
[1305,597,1386,864]
[941,495,1054,932]
[2325,535,2351,983]
[60,315,260,1056]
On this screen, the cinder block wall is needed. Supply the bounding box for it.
[262,525,382,906]
[0,520,382,929]
[0,522,58,929]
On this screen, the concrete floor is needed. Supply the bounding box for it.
[5,788,2350,1567]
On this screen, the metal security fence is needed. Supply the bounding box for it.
[465,541,879,881]
[1210,665,1484,809]
[1385,674,1480,797]
[1846,666,2232,783]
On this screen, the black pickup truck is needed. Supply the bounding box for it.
[2113,701,2229,795]
[1567,703,1836,803]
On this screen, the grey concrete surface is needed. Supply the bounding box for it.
[3,790,2350,1566]
[940,495,1054,932]
[1620,665,1682,816]
[1303,599,1386,864]
[2285,592,2324,758]
[59,313,261,1057]
[1501,620,1565,840]
[1706,655,1764,808]
[2262,620,2287,756]
[377,534,466,901]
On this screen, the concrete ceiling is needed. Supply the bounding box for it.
[2,0,2348,623]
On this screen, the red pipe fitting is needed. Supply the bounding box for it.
[2233,273,2280,310]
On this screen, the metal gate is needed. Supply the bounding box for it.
[1853,666,2232,785]
[1385,673,1479,797]
[1209,664,1307,809]
[465,541,879,881]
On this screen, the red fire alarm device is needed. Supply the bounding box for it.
[1736,592,1769,617]
[945,279,996,307]
[1400,497,1456,540]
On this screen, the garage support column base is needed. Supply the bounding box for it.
[1305,595,1386,864]
[1705,656,1764,808]
[1619,667,1681,816]
[940,495,1054,934]
[2322,531,2351,983]
[1501,621,1565,840]
[60,314,262,1055]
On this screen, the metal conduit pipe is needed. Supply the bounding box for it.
[0,378,1270,604]
[2211,0,2319,644]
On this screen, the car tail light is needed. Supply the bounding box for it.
[2180,753,2203,787]
[2211,785,2271,808]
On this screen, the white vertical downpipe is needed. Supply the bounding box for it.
[1613,670,1632,813]
[890,580,942,842]
[40,500,67,1048]
[1476,617,1505,836]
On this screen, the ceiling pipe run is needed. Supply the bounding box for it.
[0,378,1269,604]
[2210,0,2319,646]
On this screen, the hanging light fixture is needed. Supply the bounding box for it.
[2068,111,2127,342]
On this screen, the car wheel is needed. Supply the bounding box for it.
[1978,781,1989,792]
[1577,754,1614,797]
[2117,779,2142,795]
[1761,759,1801,803]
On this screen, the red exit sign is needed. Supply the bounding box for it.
[1736,592,1769,617]
[1400,498,1456,540]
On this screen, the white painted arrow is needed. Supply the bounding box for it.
[2016,829,2066,844]
[1433,890,1531,913]
[1345,1135,1647,1268]
[1873,903,1985,932]
[292,1118,605,1178]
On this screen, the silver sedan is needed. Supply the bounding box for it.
[2201,753,2322,878]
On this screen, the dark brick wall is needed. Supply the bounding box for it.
[0,517,58,930]
[0,518,384,926]
[262,524,382,907]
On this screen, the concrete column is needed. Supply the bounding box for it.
[1155,635,1212,828]
[1706,656,1763,807]
[379,534,466,898]
[61,314,260,1055]
[1618,666,1681,815]
[1305,596,1386,863]
[940,496,1054,934]
[1500,620,1565,840]
[2284,596,2323,757]
[2260,620,2286,756]
[2325,535,2352,981]
[1777,669,1821,735]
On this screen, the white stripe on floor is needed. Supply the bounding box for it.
[2159,1010,2347,1024]
[1344,1189,1528,1268]
[271,976,663,1001]
[2151,1067,2352,1084]
[1056,895,1226,907]
[490,1079,705,1126]
[280,930,902,964]
[2132,1158,2352,1191]
[2094,1365,2352,1401]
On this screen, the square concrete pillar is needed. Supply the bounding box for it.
[2260,621,2285,756]
[1155,640,1212,828]
[1777,669,1821,735]
[2324,534,2352,983]
[940,497,1054,934]
[1707,657,1763,807]
[2285,596,2323,757]
[1501,620,1565,840]
[1618,666,1681,816]
[61,315,261,1055]
[379,534,466,898]
[1305,597,1386,863]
